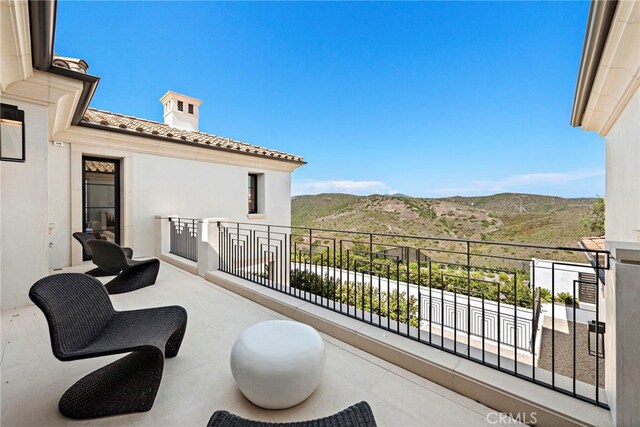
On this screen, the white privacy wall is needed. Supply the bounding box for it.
[131,152,292,257]
[605,88,640,244]
[530,259,597,296]
[0,100,50,310]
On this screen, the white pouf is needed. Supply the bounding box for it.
[230,320,326,409]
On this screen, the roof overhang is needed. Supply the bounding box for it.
[55,124,305,172]
[570,0,618,128]
[28,0,100,125]
[78,119,306,166]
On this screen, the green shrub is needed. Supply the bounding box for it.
[538,288,553,303]
[290,249,534,309]
[580,197,605,236]
[555,292,578,306]
[290,270,420,327]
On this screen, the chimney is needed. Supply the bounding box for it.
[159,91,202,132]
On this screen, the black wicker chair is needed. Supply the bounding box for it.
[206,402,376,427]
[87,239,160,294]
[29,273,187,419]
[73,232,133,277]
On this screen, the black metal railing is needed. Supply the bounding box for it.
[217,221,610,408]
[169,217,198,262]
[531,287,543,351]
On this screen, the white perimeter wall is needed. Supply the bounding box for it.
[530,259,597,296]
[132,152,292,257]
[1,100,49,310]
[605,87,640,243]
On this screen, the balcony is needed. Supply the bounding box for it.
[0,217,613,426]
[164,217,611,423]
[3,261,516,426]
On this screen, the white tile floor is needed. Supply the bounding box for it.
[1,261,520,426]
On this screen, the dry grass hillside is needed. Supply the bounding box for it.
[291,193,595,247]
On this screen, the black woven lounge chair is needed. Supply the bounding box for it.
[206,402,376,427]
[29,273,187,419]
[73,232,133,277]
[87,239,160,294]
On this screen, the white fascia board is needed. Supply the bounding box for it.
[581,1,640,136]
[55,125,304,173]
[2,70,85,138]
[3,71,83,105]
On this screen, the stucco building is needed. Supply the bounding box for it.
[571,1,640,424]
[0,1,304,310]
[1,0,639,425]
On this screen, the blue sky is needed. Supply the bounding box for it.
[55,1,604,198]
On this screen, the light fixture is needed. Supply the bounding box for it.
[588,320,605,358]
[0,103,25,162]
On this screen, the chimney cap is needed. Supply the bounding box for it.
[159,91,203,106]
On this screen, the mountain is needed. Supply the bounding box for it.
[291,193,596,247]
[441,193,595,214]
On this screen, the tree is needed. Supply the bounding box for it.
[580,197,605,236]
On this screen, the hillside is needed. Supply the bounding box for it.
[441,193,595,214]
[291,193,595,248]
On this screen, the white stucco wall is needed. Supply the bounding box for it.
[46,125,300,267]
[1,100,49,310]
[131,152,292,258]
[48,141,71,268]
[530,259,598,298]
[605,87,640,243]
[602,78,640,427]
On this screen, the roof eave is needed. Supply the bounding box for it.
[49,66,100,124]
[570,0,618,128]
[77,121,307,165]
[28,0,100,125]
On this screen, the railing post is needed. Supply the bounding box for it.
[197,217,228,277]
[605,246,640,425]
[155,214,178,257]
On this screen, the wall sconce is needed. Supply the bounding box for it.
[0,103,26,162]
[588,320,605,358]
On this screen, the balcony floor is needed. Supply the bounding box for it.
[1,261,518,426]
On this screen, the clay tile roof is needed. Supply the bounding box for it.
[580,236,608,269]
[80,108,304,163]
[580,236,606,252]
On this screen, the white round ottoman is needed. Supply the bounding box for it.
[230,320,326,409]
